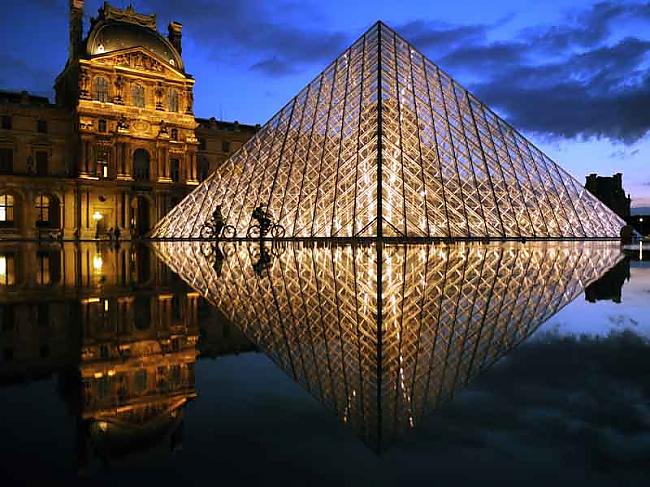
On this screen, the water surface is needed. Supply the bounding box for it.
[0,241,648,485]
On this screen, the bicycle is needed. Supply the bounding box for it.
[246,222,286,239]
[199,218,236,239]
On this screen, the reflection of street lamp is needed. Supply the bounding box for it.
[92,254,103,273]
[0,256,6,282]
[639,216,645,239]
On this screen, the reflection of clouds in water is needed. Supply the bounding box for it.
[393,330,650,483]
[546,263,650,338]
[607,315,639,327]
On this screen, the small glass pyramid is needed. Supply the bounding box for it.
[152,22,626,239]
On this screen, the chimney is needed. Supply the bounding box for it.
[168,21,183,54]
[69,0,84,60]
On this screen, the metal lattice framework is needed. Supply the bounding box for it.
[152,22,625,240]
[153,241,622,448]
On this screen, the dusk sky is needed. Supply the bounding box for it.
[2,0,650,207]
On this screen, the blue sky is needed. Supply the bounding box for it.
[2,0,650,207]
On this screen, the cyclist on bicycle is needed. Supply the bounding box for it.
[212,205,225,234]
[252,205,273,236]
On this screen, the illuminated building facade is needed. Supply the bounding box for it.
[0,1,257,241]
[153,22,625,239]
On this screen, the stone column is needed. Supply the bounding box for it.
[80,138,87,174]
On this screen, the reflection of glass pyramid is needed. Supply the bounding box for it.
[153,241,622,449]
[153,22,625,239]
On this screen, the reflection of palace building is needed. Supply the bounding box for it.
[584,258,630,303]
[0,241,253,465]
[0,1,257,241]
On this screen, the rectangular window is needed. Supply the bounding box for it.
[98,119,107,133]
[37,252,51,285]
[37,251,60,285]
[1,116,11,130]
[96,147,109,179]
[0,148,13,174]
[221,141,231,153]
[170,128,178,141]
[37,120,47,134]
[35,151,48,176]
[170,158,180,182]
[0,194,14,225]
[0,254,16,286]
[97,159,108,178]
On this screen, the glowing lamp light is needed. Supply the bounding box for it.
[0,256,6,281]
[92,254,103,273]
[92,211,103,222]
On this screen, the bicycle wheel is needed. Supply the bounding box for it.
[222,225,236,239]
[271,224,286,239]
[200,241,215,257]
[247,225,261,239]
[200,224,215,239]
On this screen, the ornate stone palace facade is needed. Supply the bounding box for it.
[0,1,257,240]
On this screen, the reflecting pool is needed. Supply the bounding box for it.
[1,241,649,485]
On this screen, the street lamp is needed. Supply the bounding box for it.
[640,216,644,239]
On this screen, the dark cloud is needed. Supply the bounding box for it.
[440,41,525,70]
[397,21,488,51]
[392,330,650,483]
[139,0,348,76]
[469,39,650,143]
[405,1,650,143]
[520,1,650,52]
[250,57,297,76]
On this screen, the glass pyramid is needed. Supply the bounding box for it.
[153,241,623,449]
[152,22,625,239]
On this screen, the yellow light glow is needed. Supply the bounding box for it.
[97,421,108,432]
[0,256,6,281]
[107,370,115,377]
[82,297,100,304]
[92,211,103,222]
[94,372,103,379]
[92,254,103,273]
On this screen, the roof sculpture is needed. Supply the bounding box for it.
[152,22,625,239]
[153,240,622,448]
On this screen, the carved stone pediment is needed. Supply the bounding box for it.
[92,48,186,79]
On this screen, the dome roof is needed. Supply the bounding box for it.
[87,21,183,70]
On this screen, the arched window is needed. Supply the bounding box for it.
[0,194,15,226]
[168,88,179,112]
[132,84,145,108]
[93,77,109,102]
